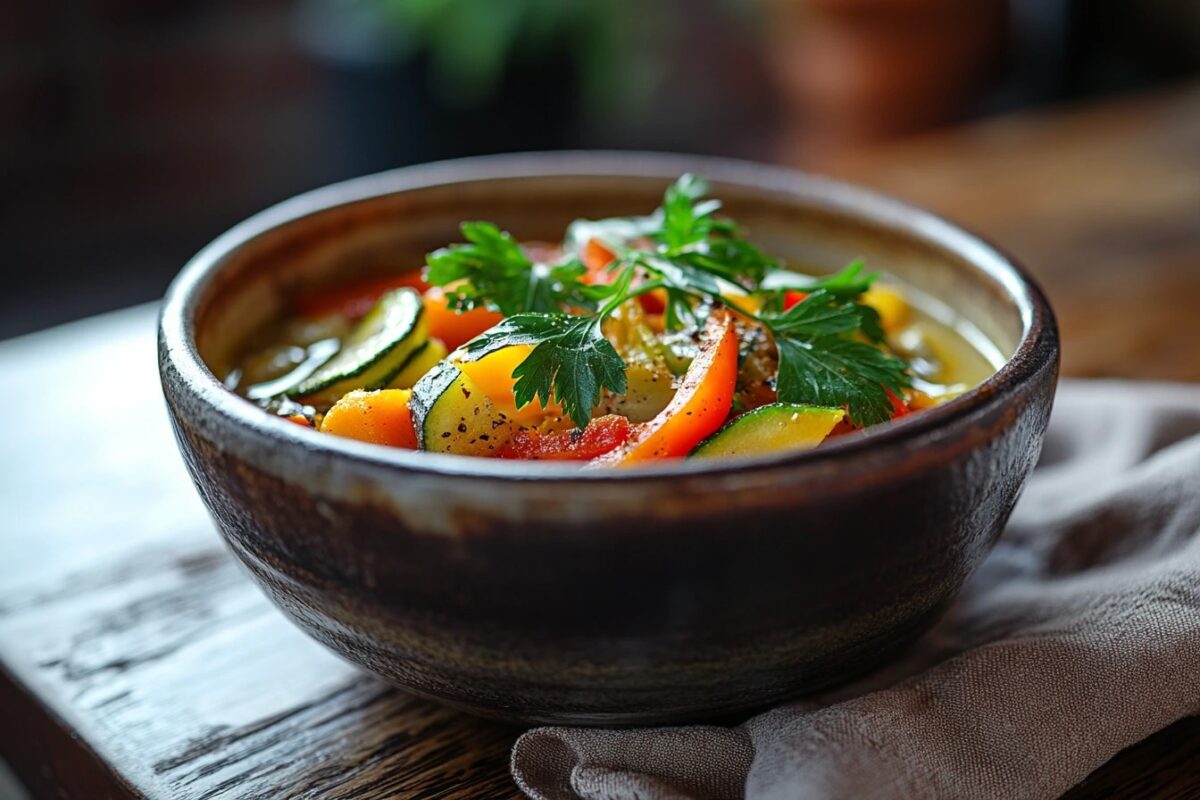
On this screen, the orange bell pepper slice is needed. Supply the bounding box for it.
[454,344,564,426]
[423,286,505,351]
[582,238,617,281]
[319,389,418,449]
[596,308,739,464]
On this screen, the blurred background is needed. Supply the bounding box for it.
[2,0,1198,339]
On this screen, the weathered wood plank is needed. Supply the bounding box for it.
[0,306,522,800]
[820,84,1200,383]
[1063,717,1200,800]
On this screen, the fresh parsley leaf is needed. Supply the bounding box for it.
[462,313,563,353]
[855,302,887,344]
[577,175,776,329]
[650,175,775,288]
[658,173,722,250]
[783,261,887,343]
[430,177,912,433]
[774,336,910,427]
[687,236,777,287]
[760,260,875,295]
[761,267,908,424]
[764,289,865,337]
[634,251,723,297]
[801,260,876,298]
[426,222,597,316]
[464,314,627,429]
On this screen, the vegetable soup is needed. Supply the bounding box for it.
[226,176,999,465]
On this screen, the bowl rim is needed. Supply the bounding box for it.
[159,150,1058,483]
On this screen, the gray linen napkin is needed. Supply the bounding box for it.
[511,380,1200,800]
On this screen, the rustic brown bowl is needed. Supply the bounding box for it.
[159,152,1058,725]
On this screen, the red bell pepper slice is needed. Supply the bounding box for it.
[595,308,739,464]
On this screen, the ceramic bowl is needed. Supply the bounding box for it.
[159,152,1058,725]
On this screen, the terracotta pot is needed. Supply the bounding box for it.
[159,152,1058,724]
[767,0,1009,158]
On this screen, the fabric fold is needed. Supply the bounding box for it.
[512,381,1200,800]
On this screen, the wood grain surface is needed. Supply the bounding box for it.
[822,83,1200,383]
[2,84,1198,799]
[0,307,525,800]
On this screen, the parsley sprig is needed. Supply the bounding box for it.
[426,222,602,316]
[465,315,626,428]
[462,269,633,429]
[761,282,908,425]
[426,176,911,430]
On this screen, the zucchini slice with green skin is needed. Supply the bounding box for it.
[690,403,845,459]
[409,360,512,456]
[289,288,426,405]
[245,337,340,401]
[385,338,448,390]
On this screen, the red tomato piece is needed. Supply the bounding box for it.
[886,388,910,418]
[783,290,809,310]
[499,415,631,461]
[293,274,429,321]
[637,290,667,314]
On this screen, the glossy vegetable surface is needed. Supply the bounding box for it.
[691,404,845,459]
[409,362,512,456]
[320,389,418,449]
[289,289,426,406]
[595,310,738,465]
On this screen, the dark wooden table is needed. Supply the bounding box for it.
[2,85,1198,799]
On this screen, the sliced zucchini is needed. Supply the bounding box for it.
[409,360,512,456]
[690,404,844,459]
[593,361,675,423]
[289,288,426,406]
[605,301,695,377]
[246,337,340,401]
[385,338,448,390]
[453,342,562,427]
